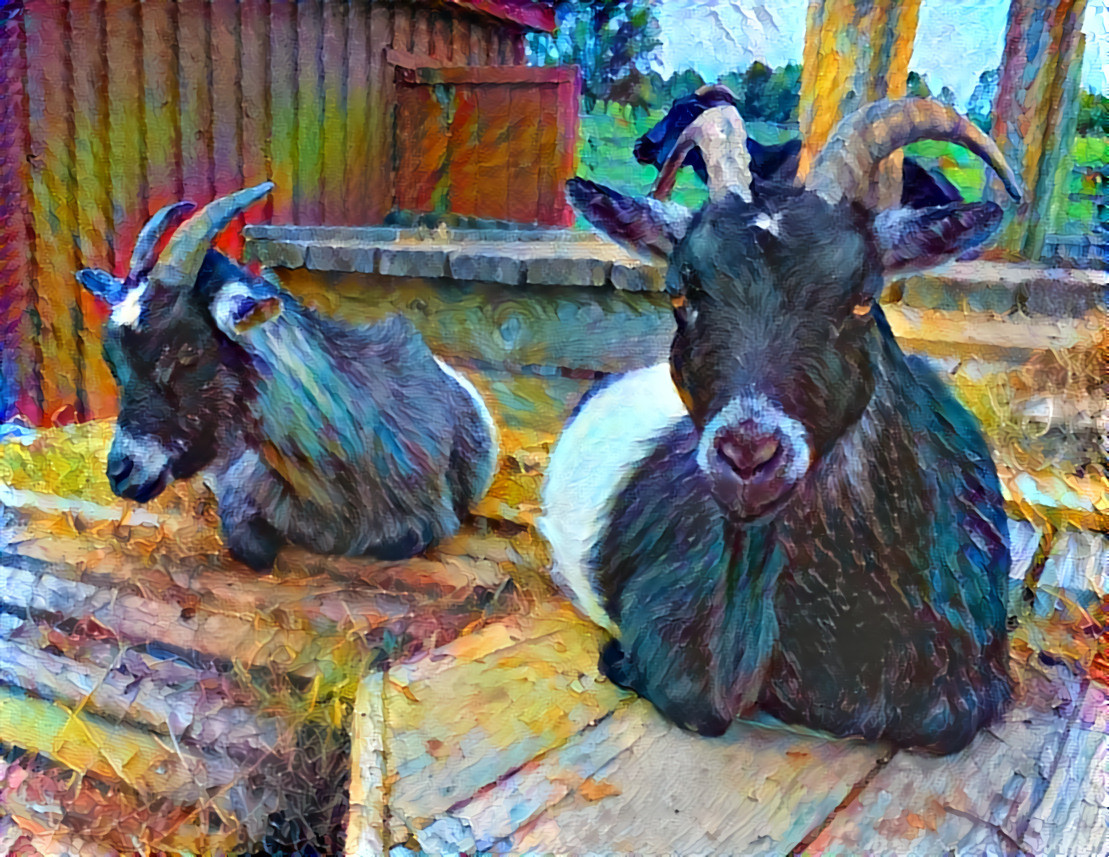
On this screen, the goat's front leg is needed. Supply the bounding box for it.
[206,447,285,571]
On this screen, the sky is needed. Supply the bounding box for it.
[655,0,1109,108]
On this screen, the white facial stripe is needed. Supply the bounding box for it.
[696,392,812,483]
[434,357,499,502]
[539,363,687,635]
[115,429,171,476]
[110,281,149,329]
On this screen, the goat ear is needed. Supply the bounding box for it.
[872,202,1003,272]
[210,282,284,338]
[76,268,127,305]
[566,178,693,261]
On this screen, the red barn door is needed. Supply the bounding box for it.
[394,62,580,226]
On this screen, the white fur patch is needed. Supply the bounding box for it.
[538,363,688,635]
[110,281,149,328]
[696,392,812,484]
[209,281,258,338]
[754,212,782,236]
[113,429,171,478]
[435,357,499,502]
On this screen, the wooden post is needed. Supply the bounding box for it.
[989,0,1088,260]
[797,0,922,208]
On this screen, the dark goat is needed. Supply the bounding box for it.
[541,99,1021,755]
[635,85,961,208]
[77,184,498,570]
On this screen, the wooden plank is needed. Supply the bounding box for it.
[394,81,450,214]
[210,0,245,258]
[500,705,885,855]
[489,29,502,66]
[268,0,297,223]
[444,83,483,218]
[142,0,184,210]
[411,2,430,57]
[555,72,581,226]
[507,84,541,223]
[346,672,388,856]
[392,1,412,54]
[105,0,148,272]
[417,703,651,852]
[442,0,555,34]
[0,8,39,424]
[68,0,115,420]
[0,754,241,855]
[472,83,512,220]
[240,0,272,225]
[809,659,1087,854]
[352,601,886,853]
[405,63,579,86]
[23,1,83,424]
[0,686,242,802]
[343,0,370,224]
[177,0,214,206]
[321,0,348,224]
[430,10,451,60]
[0,636,284,757]
[1022,685,1109,854]
[450,13,469,66]
[349,602,635,847]
[295,0,324,224]
[365,2,393,222]
[535,77,560,225]
[469,18,489,65]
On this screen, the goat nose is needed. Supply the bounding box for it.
[107,455,134,487]
[715,424,782,481]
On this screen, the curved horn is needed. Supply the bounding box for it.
[805,98,1021,205]
[651,105,752,203]
[148,182,275,288]
[128,201,197,280]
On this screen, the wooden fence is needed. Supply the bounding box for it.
[0,0,576,427]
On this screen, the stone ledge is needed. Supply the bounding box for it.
[243,225,667,291]
[245,227,1108,314]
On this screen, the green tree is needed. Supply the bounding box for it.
[967,69,999,132]
[1078,88,1109,135]
[530,1,662,111]
[907,70,932,99]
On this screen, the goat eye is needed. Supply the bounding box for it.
[178,347,199,366]
[852,301,873,319]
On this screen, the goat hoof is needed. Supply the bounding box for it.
[226,515,283,571]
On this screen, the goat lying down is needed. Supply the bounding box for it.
[541,99,1021,755]
[78,184,498,570]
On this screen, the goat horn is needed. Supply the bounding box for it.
[128,201,197,280]
[805,98,1021,205]
[149,182,274,288]
[651,105,752,203]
